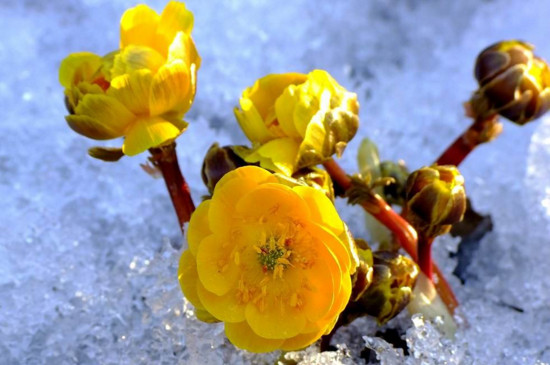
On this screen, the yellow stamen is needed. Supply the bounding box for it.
[276,257,291,266]
[273,264,284,279]
[289,293,298,308]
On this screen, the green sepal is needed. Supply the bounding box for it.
[88,146,124,162]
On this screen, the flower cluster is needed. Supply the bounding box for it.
[59,1,200,156]
[59,0,550,357]
[178,166,358,352]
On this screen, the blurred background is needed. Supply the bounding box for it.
[1,0,550,363]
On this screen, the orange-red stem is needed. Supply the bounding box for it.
[323,158,458,313]
[149,143,195,234]
[436,113,501,166]
[435,130,476,166]
[418,235,434,280]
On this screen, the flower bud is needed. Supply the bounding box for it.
[379,160,409,205]
[349,238,374,302]
[291,167,335,201]
[471,40,550,125]
[355,251,418,325]
[201,143,247,194]
[405,165,466,237]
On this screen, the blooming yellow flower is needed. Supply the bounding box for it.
[234,70,359,176]
[59,1,200,156]
[178,166,358,352]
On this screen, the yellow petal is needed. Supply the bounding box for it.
[291,81,324,138]
[167,31,201,70]
[110,45,165,80]
[197,285,245,323]
[59,52,103,88]
[122,116,185,156]
[307,221,353,275]
[245,297,307,340]
[208,176,256,236]
[157,1,194,41]
[245,73,306,120]
[325,273,351,321]
[234,99,273,143]
[148,1,195,57]
[208,166,277,236]
[318,264,351,325]
[308,232,352,322]
[280,325,326,351]
[70,94,134,139]
[178,250,206,311]
[65,82,105,112]
[107,69,153,115]
[120,4,159,49]
[214,165,276,195]
[293,185,344,236]
[338,225,360,275]
[65,115,119,140]
[243,138,300,176]
[187,200,212,257]
[300,255,337,323]
[235,183,311,223]
[195,308,219,323]
[196,234,240,296]
[165,33,200,108]
[75,82,105,97]
[225,321,284,353]
[149,60,192,116]
[295,112,332,170]
[274,84,301,138]
[310,69,340,93]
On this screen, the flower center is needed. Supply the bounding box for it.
[257,244,285,271]
[254,232,292,279]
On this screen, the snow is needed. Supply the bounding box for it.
[2,0,550,363]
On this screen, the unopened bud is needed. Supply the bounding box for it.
[292,167,335,201]
[350,239,374,302]
[471,40,550,125]
[356,251,418,325]
[201,143,247,194]
[405,165,466,237]
[379,160,409,205]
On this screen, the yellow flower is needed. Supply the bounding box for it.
[59,1,200,156]
[234,70,359,176]
[178,166,358,352]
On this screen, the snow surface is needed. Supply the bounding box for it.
[2,0,550,364]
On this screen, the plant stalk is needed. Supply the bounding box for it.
[417,234,434,280]
[149,143,195,233]
[436,110,501,166]
[322,158,458,313]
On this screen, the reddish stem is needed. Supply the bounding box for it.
[417,235,434,280]
[435,131,476,166]
[322,158,458,313]
[149,143,195,233]
[436,112,501,166]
